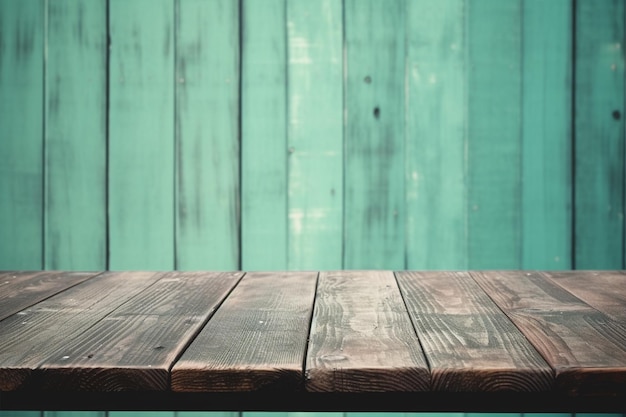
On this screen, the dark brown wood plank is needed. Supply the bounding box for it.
[37,271,243,391]
[0,271,164,391]
[305,270,429,392]
[0,271,99,321]
[171,271,318,392]
[471,270,626,397]
[542,270,626,321]
[396,271,552,392]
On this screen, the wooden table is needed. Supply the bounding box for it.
[0,270,625,412]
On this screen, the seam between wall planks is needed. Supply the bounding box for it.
[571,0,578,270]
[105,0,111,271]
[173,0,179,271]
[42,0,48,270]
[238,0,244,271]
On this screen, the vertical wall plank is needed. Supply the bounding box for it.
[575,0,625,269]
[108,0,175,270]
[0,0,44,270]
[467,0,523,269]
[44,412,105,417]
[44,0,107,270]
[0,412,41,417]
[175,0,240,270]
[286,0,343,270]
[405,0,467,270]
[521,0,573,270]
[344,0,405,269]
[241,0,288,270]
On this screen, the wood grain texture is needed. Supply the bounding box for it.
[0,271,99,321]
[0,0,44,270]
[396,271,552,392]
[108,0,175,270]
[467,0,522,269]
[306,271,429,392]
[241,0,288,270]
[44,0,107,270]
[286,0,343,270]
[38,272,243,391]
[405,0,467,270]
[175,0,240,270]
[471,270,626,397]
[574,0,625,269]
[343,0,405,269]
[542,270,626,322]
[521,0,573,270]
[171,272,318,392]
[0,271,162,390]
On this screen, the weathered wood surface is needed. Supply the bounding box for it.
[306,271,429,392]
[0,270,625,412]
[396,271,552,392]
[0,272,164,390]
[471,270,626,397]
[0,271,99,321]
[171,272,318,392]
[542,270,626,321]
[38,272,242,391]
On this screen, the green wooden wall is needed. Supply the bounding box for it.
[0,0,625,417]
[0,0,626,270]
[1,0,625,273]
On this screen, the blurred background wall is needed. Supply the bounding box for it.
[0,0,624,273]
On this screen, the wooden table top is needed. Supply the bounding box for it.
[0,270,625,412]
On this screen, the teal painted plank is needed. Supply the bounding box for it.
[0,0,44,270]
[405,0,467,270]
[574,0,625,269]
[175,0,240,270]
[343,0,405,269]
[467,0,523,269]
[108,0,175,270]
[286,0,343,270]
[44,0,107,270]
[521,0,573,270]
[44,413,105,417]
[241,0,288,270]
[0,412,40,417]
[176,413,239,417]
[110,413,173,417]
[243,413,289,417]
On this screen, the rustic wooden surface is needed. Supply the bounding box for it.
[542,270,626,321]
[0,271,98,321]
[38,272,243,391]
[306,271,429,392]
[0,270,625,412]
[171,272,318,392]
[471,270,626,397]
[396,271,552,392]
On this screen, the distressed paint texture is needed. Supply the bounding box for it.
[467,0,523,269]
[405,0,467,270]
[108,0,175,270]
[522,0,573,270]
[344,0,406,269]
[45,0,107,270]
[0,1,623,279]
[287,0,343,270]
[175,0,240,270]
[0,0,44,270]
[241,0,288,270]
[575,0,625,269]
